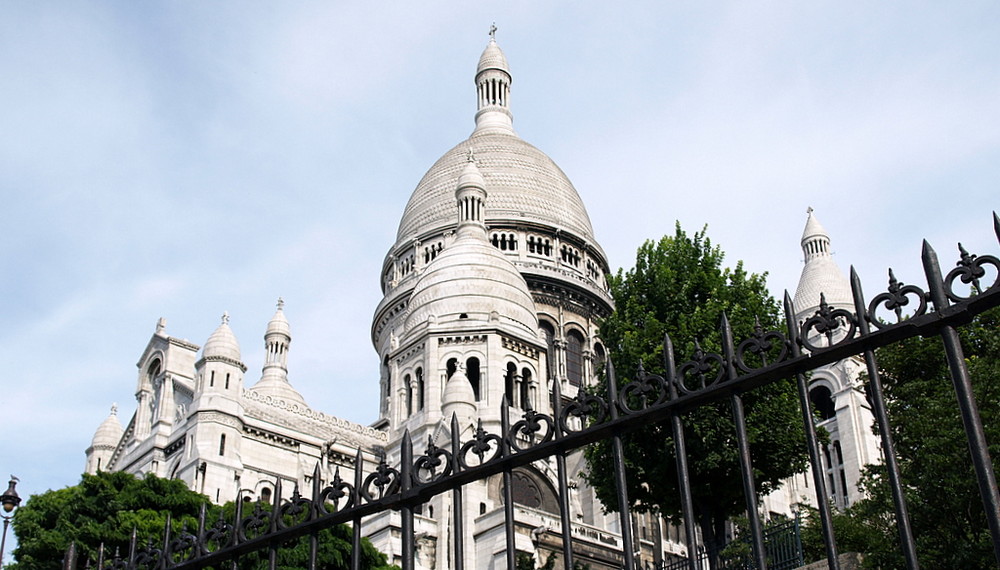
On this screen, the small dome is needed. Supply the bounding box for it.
[477,38,510,77]
[443,369,476,409]
[458,156,486,190]
[266,298,290,337]
[91,405,123,448]
[203,313,241,361]
[249,377,308,406]
[404,234,539,339]
[793,210,852,316]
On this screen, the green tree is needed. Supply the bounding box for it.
[10,471,395,570]
[808,306,1000,568]
[584,225,809,568]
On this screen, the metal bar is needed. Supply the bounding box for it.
[722,313,767,570]
[606,360,636,570]
[501,398,517,570]
[784,292,839,570]
[309,463,321,570]
[922,240,1000,564]
[664,334,699,570]
[451,413,465,570]
[352,448,364,570]
[401,431,415,570]
[551,370,575,570]
[850,267,919,569]
[269,478,281,570]
[163,514,173,570]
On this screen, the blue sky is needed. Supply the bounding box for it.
[1,1,998,556]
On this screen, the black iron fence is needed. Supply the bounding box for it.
[66,214,1000,570]
[662,516,802,570]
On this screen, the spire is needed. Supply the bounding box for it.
[251,299,307,406]
[455,152,488,238]
[264,298,291,371]
[793,208,852,318]
[474,26,514,133]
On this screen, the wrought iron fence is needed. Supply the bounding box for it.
[661,516,802,570]
[65,214,1000,570]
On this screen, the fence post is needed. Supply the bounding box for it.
[783,292,839,570]
[922,240,1000,564]
[849,267,919,569]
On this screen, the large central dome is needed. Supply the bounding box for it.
[394,38,597,247]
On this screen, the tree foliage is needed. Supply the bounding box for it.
[806,306,1000,568]
[584,225,809,563]
[10,471,395,570]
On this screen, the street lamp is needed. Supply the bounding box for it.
[0,476,21,565]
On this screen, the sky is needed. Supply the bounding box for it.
[1,1,998,556]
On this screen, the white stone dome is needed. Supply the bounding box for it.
[266,299,290,337]
[793,210,852,316]
[203,313,241,361]
[396,132,597,246]
[91,405,123,448]
[404,232,539,339]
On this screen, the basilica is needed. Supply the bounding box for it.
[85,34,876,569]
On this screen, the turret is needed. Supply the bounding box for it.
[248,299,307,406]
[85,404,123,474]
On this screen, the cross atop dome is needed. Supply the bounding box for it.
[489,23,497,40]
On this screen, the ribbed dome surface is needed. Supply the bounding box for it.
[396,132,596,244]
[404,233,538,338]
[266,304,290,337]
[91,406,123,447]
[477,39,509,76]
[203,316,241,361]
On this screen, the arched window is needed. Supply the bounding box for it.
[404,374,413,416]
[566,330,585,386]
[467,357,481,401]
[260,487,272,504]
[381,356,391,414]
[810,385,836,421]
[540,321,556,377]
[520,368,532,410]
[219,434,226,456]
[416,368,424,412]
[593,343,607,378]
[505,363,517,406]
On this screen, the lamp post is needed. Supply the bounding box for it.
[0,476,21,565]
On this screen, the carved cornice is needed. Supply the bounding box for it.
[438,334,487,346]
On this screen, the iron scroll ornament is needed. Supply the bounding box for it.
[945,243,1000,302]
[866,268,928,329]
[799,293,858,352]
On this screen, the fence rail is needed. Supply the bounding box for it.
[67,213,1000,570]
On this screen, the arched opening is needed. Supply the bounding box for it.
[415,368,424,412]
[520,368,532,410]
[540,321,556,377]
[810,385,836,421]
[593,343,607,377]
[467,357,481,401]
[505,363,517,407]
[404,374,413,416]
[260,487,272,504]
[566,330,585,387]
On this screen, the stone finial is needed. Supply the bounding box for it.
[489,23,497,40]
[277,297,285,311]
[807,206,814,215]
[111,403,118,415]
[155,317,166,334]
[222,311,230,325]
